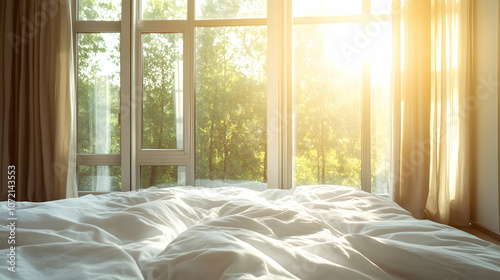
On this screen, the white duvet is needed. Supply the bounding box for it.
[1,185,500,279]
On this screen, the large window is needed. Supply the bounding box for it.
[74,0,394,194]
[75,0,126,192]
[291,0,392,193]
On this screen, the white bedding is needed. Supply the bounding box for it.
[1,185,500,279]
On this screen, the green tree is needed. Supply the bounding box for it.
[195,25,267,184]
[293,24,362,188]
[142,33,183,187]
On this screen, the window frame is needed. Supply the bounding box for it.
[286,0,393,192]
[132,0,272,189]
[132,2,193,189]
[73,0,396,194]
[72,0,132,194]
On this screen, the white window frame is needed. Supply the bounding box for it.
[72,0,132,194]
[73,0,396,194]
[131,0,274,189]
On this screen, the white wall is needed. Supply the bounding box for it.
[472,0,500,234]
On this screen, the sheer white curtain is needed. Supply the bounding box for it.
[0,0,77,201]
[391,0,471,226]
[92,75,112,191]
[426,0,471,225]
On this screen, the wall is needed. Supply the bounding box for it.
[471,0,500,234]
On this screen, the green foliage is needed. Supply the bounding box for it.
[141,166,184,188]
[293,23,390,191]
[142,0,186,20]
[142,33,183,150]
[78,0,121,21]
[78,165,121,191]
[196,0,266,19]
[195,25,267,183]
[293,25,362,188]
[77,33,120,156]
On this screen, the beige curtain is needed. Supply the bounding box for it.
[0,0,77,201]
[391,0,471,226]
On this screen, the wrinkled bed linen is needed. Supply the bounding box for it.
[1,185,499,279]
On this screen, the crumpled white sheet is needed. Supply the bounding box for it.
[1,185,499,279]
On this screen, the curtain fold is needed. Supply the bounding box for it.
[0,0,77,201]
[392,0,432,219]
[392,0,471,226]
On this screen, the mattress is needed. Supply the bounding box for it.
[1,185,499,279]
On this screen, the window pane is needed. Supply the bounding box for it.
[78,165,121,191]
[370,22,392,194]
[293,24,362,188]
[196,0,266,19]
[371,0,393,15]
[78,0,121,21]
[142,0,187,20]
[141,166,186,188]
[293,0,362,17]
[142,33,183,150]
[78,33,120,155]
[195,26,267,188]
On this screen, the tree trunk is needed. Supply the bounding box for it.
[316,146,321,184]
[149,130,163,188]
[263,141,267,183]
[320,120,326,184]
[223,129,229,180]
[208,119,215,180]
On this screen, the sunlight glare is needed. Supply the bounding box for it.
[319,22,392,83]
[97,34,120,80]
[292,0,362,17]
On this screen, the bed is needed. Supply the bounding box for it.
[1,185,499,279]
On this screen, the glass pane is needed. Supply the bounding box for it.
[293,0,362,17]
[196,0,266,19]
[195,26,267,189]
[371,0,393,15]
[142,0,187,20]
[77,33,120,154]
[293,24,362,188]
[78,165,121,191]
[370,22,392,194]
[141,166,186,188]
[142,33,183,150]
[78,0,121,21]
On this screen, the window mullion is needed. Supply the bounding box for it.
[121,0,132,192]
[131,0,140,189]
[186,0,195,186]
[77,155,121,166]
[362,0,373,193]
[284,0,293,189]
[267,0,281,189]
[71,0,78,191]
[363,0,372,16]
[362,61,371,193]
[193,18,267,27]
[391,0,402,199]
[74,21,121,32]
